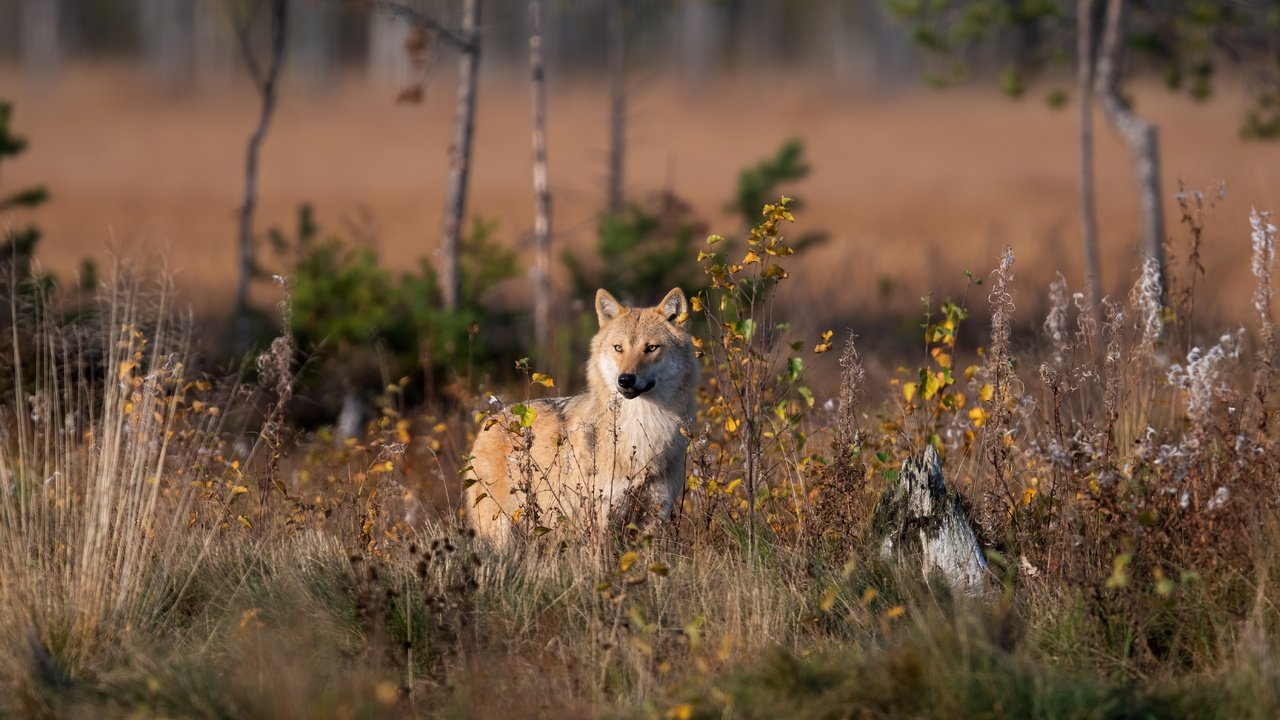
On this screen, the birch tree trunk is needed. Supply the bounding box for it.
[439,0,481,312]
[290,0,333,95]
[367,10,412,87]
[139,0,196,90]
[194,0,236,83]
[1077,0,1102,317]
[20,0,60,81]
[605,0,626,215]
[1096,0,1167,297]
[529,0,553,357]
[676,0,726,87]
[234,0,289,353]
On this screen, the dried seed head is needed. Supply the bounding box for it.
[1130,257,1163,360]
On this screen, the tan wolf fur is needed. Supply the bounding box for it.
[465,288,698,546]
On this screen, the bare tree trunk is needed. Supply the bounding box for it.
[1096,0,1167,296]
[605,0,626,215]
[367,10,412,87]
[439,0,481,313]
[676,0,724,86]
[20,0,60,81]
[529,0,553,357]
[234,0,289,353]
[1077,0,1102,318]
[290,0,333,95]
[194,0,236,84]
[140,0,196,91]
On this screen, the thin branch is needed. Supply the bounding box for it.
[1077,0,1102,319]
[606,0,627,215]
[530,0,553,356]
[1095,0,1167,296]
[225,0,266,89]
[234,0,289,352]
[359,0,476,53]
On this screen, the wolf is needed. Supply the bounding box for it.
[465,288,698,546]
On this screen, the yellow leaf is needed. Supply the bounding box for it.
[743,250,762,265]
[667,703,694,720]
[117,360,136,380]
[231,485,249,495]
[979,383,995,402]
[619,551,640,573]
[531,372,555,388]
[724,416,740,433]
[968,407,987,427]
[724,478,743,494]
[375,681,399,706]
[395,418,412,443]
[922,371,944,400]
[238,607,262,630]
[885,605,906,620]
[511,507,524,524]
[1022,487,1037,505]
[964,364,979,380]
[860,587,878,606]
[819,585,839,612]
[1106,553,1131,589]
[902,383,918,402]
[813,329,835,353]
[236,515,252,529]
[690,296,704,312]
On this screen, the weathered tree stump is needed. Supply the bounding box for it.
[871,445,988,595]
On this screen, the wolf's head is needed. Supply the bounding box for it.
[590,288,697,401]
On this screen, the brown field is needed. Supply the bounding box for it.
[2,63,1278,340]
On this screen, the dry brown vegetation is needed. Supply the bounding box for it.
[5,65,1280,719]
[4,192,1280,717]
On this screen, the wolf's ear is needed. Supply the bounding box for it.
[596,289,623,326]
[659,287,688,325]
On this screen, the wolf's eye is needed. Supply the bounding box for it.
[644,344,660,353]
[613,344,623,353]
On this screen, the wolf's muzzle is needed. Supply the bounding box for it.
[617,373,654,399]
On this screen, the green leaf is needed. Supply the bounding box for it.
[797,386,814,408]
[787,357,803,382]
[512,403,537,428]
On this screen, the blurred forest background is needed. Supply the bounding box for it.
[2,0,1279,398]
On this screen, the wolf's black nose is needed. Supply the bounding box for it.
[617,373,637,389]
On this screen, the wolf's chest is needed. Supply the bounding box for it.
[601,400,682,473]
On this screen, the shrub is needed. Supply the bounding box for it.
[268,204,520,411]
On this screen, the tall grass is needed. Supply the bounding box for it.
[0,268,224,696]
